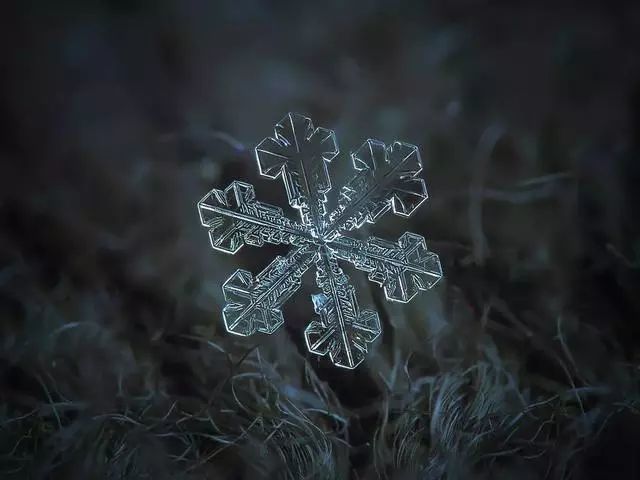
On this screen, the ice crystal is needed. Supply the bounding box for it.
[198,113,442,369]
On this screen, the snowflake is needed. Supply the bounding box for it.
[198,113,442,369]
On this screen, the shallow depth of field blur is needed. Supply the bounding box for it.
[1,1,640,479]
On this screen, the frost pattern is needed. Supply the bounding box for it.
[198,113,442,369]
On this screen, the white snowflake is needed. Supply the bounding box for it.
[198,113,442,369]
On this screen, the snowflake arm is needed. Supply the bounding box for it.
[327,233,442,303]
[255,113,338,235]
[325,140,427,240]
[223,244,317,336]
[304,248,381,369]
[198,181,313,253]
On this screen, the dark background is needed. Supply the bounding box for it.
[1,1,640,478]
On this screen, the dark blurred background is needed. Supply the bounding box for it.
[1,1,640,479]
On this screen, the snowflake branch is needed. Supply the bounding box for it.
[223,244,317,336]
[325,140,427,239]
[198,181,314,253]
[304,247,381,369]
[327,233,442,303]
[255,113,338,234]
